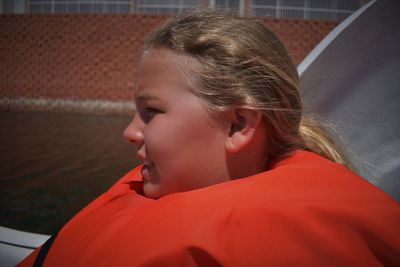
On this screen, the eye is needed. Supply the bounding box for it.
[140,107,162,123]
[146,107,161,115]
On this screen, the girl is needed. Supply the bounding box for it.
[19,10,400,267]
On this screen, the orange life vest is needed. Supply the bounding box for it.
[18,151,400,266]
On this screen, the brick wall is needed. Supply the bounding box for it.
[0,14,337,111]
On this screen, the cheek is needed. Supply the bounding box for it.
[143,119,184,169]
[144,112,227,191]
[147,113,209,151]
[144,119,178,149]
[163,124,226,183]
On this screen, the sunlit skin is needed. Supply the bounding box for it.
[123,48,269,199]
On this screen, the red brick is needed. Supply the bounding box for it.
[0,15,337,102]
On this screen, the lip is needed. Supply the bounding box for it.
[143,160,153,167]
[140,160,154,181]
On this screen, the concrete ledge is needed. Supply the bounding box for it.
[0,97,136,115]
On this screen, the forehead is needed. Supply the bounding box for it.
[136,48,200,93]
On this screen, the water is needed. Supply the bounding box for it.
[0,111,140,234]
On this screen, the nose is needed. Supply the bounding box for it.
[123,114,144,147]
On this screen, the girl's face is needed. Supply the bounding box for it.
[123,49,231,199]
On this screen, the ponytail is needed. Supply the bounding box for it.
[299,116,348,166]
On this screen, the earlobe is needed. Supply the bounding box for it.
[225,108,263,153]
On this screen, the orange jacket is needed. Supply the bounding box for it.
[18,151,400,266]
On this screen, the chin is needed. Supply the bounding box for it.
[143,183,162,199]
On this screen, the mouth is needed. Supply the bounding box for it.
[143,160,154,167]
[141,160,154,181]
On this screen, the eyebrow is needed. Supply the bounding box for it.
[135,92,161,102]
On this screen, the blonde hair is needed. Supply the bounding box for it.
[143,10,347,165]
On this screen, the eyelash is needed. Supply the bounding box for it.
[145,107,160,115]
[140,107,161,123]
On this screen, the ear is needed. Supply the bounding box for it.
[225,108,264,153]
